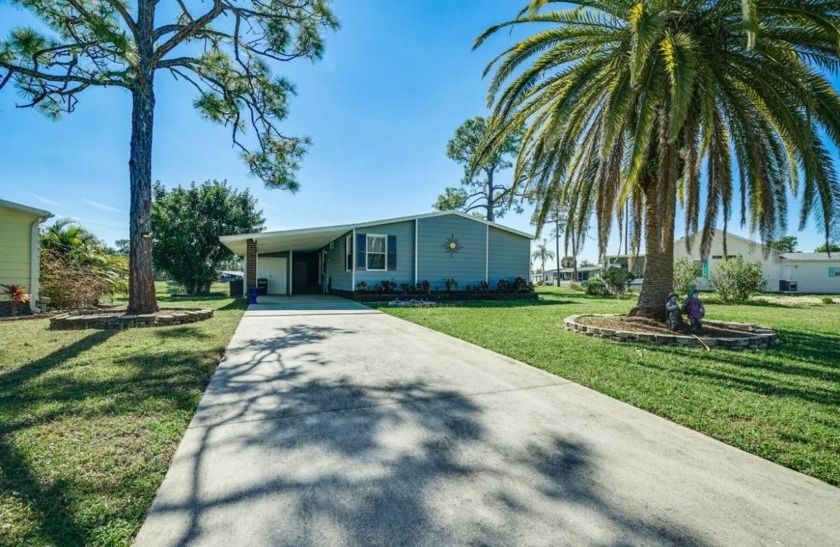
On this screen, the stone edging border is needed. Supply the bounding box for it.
[50,308,214,330]
[564,314,779,350]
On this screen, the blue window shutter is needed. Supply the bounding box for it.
[830,266,836,278]
[356,234,366,269]
[387,236,397,270]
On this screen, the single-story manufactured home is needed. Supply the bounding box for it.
[673,231,840,293]
[539,266,604,285]
[606,231,840,294]
[0,198,53,315]
[219,211,532,296]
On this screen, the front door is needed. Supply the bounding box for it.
[256,256,288,294]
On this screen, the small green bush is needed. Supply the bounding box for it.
[674,257,701,295]
[822,296,834,305]
[585,276,608,296]
[602,267,634,297]
[569,281,584,292]
[709,257,766,304]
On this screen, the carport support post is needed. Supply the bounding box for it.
[246,239,257,294]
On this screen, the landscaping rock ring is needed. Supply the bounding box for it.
[49,308,214,330]
[564,314,779,350]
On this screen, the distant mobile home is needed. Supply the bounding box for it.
[220,211,533,296]
[607,231,840,294]
[0,199,53,315]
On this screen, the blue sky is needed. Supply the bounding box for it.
[0,0,835,265]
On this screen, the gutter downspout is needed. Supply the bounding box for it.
[30,214,52,313]
[414,219,419,285]
[351,228,356,291]
[485,225,489,283]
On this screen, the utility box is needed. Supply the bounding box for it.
[229,279,243,297]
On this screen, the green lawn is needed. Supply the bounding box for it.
[377,287,840,487]
[0,283,246,545]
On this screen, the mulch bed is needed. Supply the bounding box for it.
[579,315,755,339]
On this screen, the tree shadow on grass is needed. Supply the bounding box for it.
[641,329,840,407]
[0,325,233,545]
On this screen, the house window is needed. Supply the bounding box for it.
[345,235,353,272]
[366,234,387,271]
[830,266,839,277]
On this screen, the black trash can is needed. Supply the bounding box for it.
[229,278,243,297]
[257,278,269,295]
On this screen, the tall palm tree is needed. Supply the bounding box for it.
[476,0,840,319]
[531,239,556,280]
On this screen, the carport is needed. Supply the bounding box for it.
[220,224,352,296]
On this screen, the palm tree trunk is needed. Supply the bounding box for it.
[554,218,560,286]
[630,180,674,321]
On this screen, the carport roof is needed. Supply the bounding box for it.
[219,211,533,256]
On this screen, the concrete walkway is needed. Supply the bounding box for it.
[136,296,840,546]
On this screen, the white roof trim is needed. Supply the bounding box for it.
[219,211,533,255]
[0,198,53,218]
[673,231,779,254]
[779,252,837,261]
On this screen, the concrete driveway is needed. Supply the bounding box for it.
[135,295,840,546]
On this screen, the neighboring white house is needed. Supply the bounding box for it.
[673,232,840,294]
[0,198,53,314]
[540,266,604,285]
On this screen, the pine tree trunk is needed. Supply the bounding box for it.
[127,83,158,314]
[484,168,496,222]
[630,180,674,321]
[127,1,157,315]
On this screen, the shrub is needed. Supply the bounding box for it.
[585,276,608,296]
[39,232,128,310]
[674,257,702,295]
[511,276,533,293]
[380,280,397,294]
[444,278,459,293]
[355,281,369,292]
[710,257,766,304]
[400,282,414,294]
[2,284,31,316]
[569,281,584,292]
[417,280,431,294]
[601,268,634,297]
[496,279,512,293]
[822,296,834,305]
[477,280,490,293]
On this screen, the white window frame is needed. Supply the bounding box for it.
[366,234,387,271]
[345,235,353,272]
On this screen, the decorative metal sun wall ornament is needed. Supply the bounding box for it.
[442,234,461,257]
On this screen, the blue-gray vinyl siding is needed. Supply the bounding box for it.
[353,220,416,288]
[488,227,530,285]
[417,214,487,289]
[324,231,353,291]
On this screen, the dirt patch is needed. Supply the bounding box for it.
[578,315,755,339]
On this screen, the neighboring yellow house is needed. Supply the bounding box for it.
[0,199,53,315]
